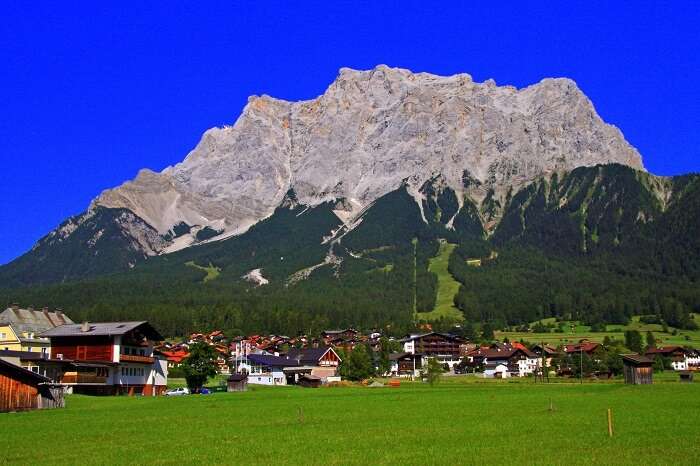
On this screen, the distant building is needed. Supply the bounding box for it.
[0,305,73,369]
[39,321,168,396]
[388,352,424,377]
[236,353,298,385]
[284,347,342,381]
[467,344,539,377]
[401,332,464,368]
[645,346,697,371]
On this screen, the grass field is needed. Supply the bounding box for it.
[2,377,698,465]
[416,241,463,322]
[499,315,700,348]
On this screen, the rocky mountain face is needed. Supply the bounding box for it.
[2,66,648,286]
[95,65,642,250]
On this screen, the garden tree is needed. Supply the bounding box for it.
[377,337,393,376]
[624,330,643,353]
[652,355,665,373]
[645,331,656,350]
[462,321,477,341]
[481,322,495,342]
[423,357,445,386]
[182,342,218,392]
[570,352,595,378]
[344,345,375,381]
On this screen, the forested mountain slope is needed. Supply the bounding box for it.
[2,165,699,336]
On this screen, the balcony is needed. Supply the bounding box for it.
[61,374,108,384]
[120,354,155,364]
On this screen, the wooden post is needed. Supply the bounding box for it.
[607,408,613,437]
[298,406,304,424]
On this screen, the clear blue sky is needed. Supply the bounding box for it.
[1,1,698,265]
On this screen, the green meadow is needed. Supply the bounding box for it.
[416,241,463,323]
[2,377,698,465]
[499,314,700,347]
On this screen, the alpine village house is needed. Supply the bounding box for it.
[37,321,169,395]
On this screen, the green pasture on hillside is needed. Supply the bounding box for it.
[416,241,463,323]
[499,314,700,347]
[2,377,698,465]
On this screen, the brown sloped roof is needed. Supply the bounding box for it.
[622,354,654,365]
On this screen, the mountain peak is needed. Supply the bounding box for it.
[85,66,641,254]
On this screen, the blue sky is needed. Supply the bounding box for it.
[1,1,698,265]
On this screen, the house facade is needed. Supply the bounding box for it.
[401,332,464,368]
[0,306,73,368]
[284,347,342,381]
[236,353,298,385]
[645,346,697,371]
[40,321,168,395]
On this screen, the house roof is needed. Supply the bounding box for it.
[563,342,600,353]
[0,307,73,335]
[40,321,163,340]
[285,347,340,365]
[0,358,51,385]
[468,345,535,360]
[645,346,690,356]
[246,353,300,367]
[622,354,654,365]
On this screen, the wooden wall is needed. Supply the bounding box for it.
[50,336,113,362]
[0,372,39,412]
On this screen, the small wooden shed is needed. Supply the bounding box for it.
[622,354,653,385]
[298,374,322,388]
[227,374,248,392]
[679,371,694,383]
[0,358,65,412]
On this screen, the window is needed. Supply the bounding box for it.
[0,332,6,339]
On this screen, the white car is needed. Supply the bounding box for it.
[164,387,190,396]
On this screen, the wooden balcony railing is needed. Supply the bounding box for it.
[61,374,108,384]
[120,354,155,364]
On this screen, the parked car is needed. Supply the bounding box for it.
[165,387,190,396]
[199,388,211,395]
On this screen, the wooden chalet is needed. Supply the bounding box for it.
[284,347,342,381]
[467,344,539,377]
[401,332,464,367]
[39,321,168,396]
[388,352,423,377]
[622,354,653,385]
[645,346,695,371]
[0,358,64,412]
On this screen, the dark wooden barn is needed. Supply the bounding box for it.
[227,374,248,392]
[0,358,64,412]
[622,354,653,385]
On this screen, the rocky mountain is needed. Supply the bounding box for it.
[5,65,698,336]
[11,66,642,276]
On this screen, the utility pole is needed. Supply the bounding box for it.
[580,347,583,384]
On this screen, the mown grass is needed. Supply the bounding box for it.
[499,314,700,347]
[417,242,463,322]
[1,378,698,465]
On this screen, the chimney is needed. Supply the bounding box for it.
[10,303,19,311]
[81,321,90,332]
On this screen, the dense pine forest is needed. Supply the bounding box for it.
[1,165,699,337]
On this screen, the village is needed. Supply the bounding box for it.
[1,304,699,412]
